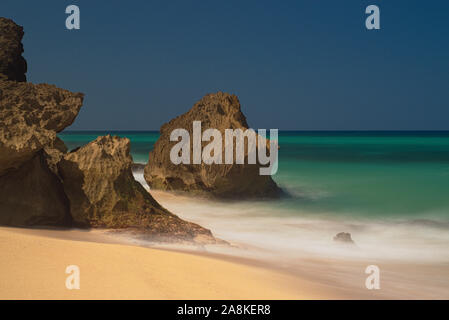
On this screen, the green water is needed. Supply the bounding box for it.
[275,132,449,220]
[59,131,449,221]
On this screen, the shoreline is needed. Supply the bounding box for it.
[2,224,449,299]
[149,190,449,300]
[0,226,340,300]
[2,190,449,300]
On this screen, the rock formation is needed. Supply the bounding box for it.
[58,135,215,243]
[0,18,84,226]
[0,150,71,227]
[144,92,282,199]
[0,17,27,82]
[333,232,355,244]
[0,17,216,243]
[0,79,84,176]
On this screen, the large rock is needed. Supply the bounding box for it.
[0,150,71,227]
[0,79,84,176]
[58,135,216,243]
[0,17,27,82]
[144,92,282,199]
[0,17,83,227]
[0,80,84,226]
[0,17,218,244]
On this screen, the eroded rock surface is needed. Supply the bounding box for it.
[0,18,27,82]
[144,92,282,199]
[0,80,84,176]
[0,17,218,244]
[0,74,83,227]
[58,135,216,243]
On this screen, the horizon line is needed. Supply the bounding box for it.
[61,129,449,133]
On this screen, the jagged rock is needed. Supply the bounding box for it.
[0,79,84,176]
[144,92,282,199]
[44,137,69,175]
[0,150,71,227]
[333,232,355,244]
[0,17,27,82]
[0,17,82,227]
[0,17,218,244]
[0,80,82,227]
[58,135,216,243]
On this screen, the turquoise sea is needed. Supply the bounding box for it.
[58,130,449,268]
[59,131,449,223]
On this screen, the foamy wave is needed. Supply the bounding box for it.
[132,163,150,190]
[146,191,449,264]
[131,164,449,264]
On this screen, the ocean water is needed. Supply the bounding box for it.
[59,131,449,297]
[59,131,449,263]
[59,131,449,221]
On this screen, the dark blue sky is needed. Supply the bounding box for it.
[1,0,448,130]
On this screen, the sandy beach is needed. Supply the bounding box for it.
[149,190,449,300]
[1,1,449,303]
[2,189,449,300]
[0,227,339,300]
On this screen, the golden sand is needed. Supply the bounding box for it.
[0,227,335,300]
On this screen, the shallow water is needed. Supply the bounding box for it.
[59,131,449,264]
[60,131,449,219]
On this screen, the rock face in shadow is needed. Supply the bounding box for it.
[0,17,217,244]
[0,18,27,82]
[0,79,83,226]
[0,27,84,227]
[144,92,282,199]
[58,135,216,243]
[0,150,71,227]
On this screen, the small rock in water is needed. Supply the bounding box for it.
[333,232,355,244]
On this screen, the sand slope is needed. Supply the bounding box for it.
[0,227,334,300]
